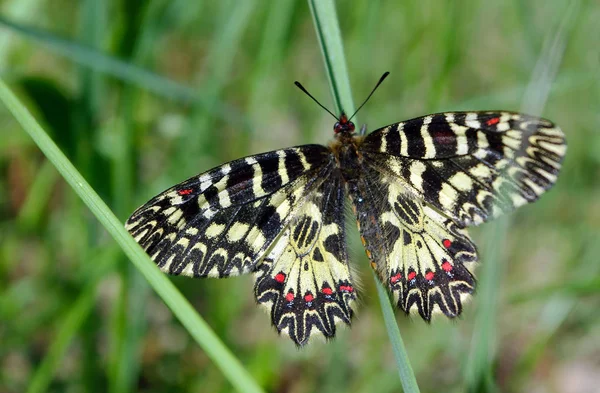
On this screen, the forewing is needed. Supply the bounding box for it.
[359,111,566,226]
[126,145,333,277]
[254,171,356,345]
[349,166,477,320]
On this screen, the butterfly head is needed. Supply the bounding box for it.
[334,113,356,135]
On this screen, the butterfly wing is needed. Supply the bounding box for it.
[359,111,566,226]
[254,171,356,345]
[127,144,356,344]
[125,145,333,278]
[353,111,565,319]
[348,167,477,320]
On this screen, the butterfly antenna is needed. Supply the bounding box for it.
[294,81,338,120]
[348,71,390,122]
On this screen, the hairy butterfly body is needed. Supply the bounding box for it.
[126,75,566,345]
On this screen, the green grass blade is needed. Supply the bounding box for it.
[308,2,420,392]
[0,17,196,102]
[464,218,507,393]
[465,2,576,391]
[0,0,43,69]
[104,2,170,391]
[248,0,296,121]
[0,14,250,129]
[17,160,59,230]
[27,246,119,393]
[27,283,98,393]
[509,228,597,390]
[307,0,355,117]
[175,0,256,175]
[0,78,265,393]
[373,272,421,392]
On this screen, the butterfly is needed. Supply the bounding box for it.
[125,73,566,346]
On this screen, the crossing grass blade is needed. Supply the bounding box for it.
[464,2,576,391]
[0,78,266,393]
[0,17,196,102]
[0,15,250,129]
[307,1,421,392]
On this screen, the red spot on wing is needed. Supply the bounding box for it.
[390,273,402,284]
[442,239,452,248]
[274,273,285,283]
[178,189,193,196]
[407,271,416,281]
[304,293,314,303]
[340,285,354,293]
[425,271,434,281]
[441,260,453,272]
[285,292,295,302]
[431,128,456,144]
[486,117,500,126]
[322,287,333,295]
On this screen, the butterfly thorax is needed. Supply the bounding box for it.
[329,113,366,182]
[329,137,365,183]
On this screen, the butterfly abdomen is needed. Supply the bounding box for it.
[331,138,390,276]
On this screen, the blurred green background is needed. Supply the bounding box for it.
[1,0,598,392]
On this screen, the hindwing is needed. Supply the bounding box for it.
[254,172,356,345]
[359,111,566,226]
[349,166,477,320]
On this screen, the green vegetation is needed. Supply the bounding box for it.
[1,1,597,392]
